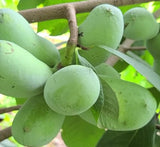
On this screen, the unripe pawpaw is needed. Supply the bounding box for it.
[146,30,160,59]
[12,94,65,147]
[146,29,160,75]
[78,4,124,49]
[44,65,100,115]
[124,7,159,40]
[0,8,60,67]
[80,77,157,131]
[0,40,52,98]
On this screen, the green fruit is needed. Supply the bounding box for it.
[95,63,120,79]
[12,94,65,147]
[124,7,159,40]
[80,77,157,131]
[146,30,160,59]
[79,46,110,66]
[0,40,52,98]
[44,65,100,115]
[146,30,160,75]
[0,8,60,67]
[78,4,124,49]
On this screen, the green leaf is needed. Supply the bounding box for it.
[17,0,44,10]
[98,45,160,91]
[97,116,156,147]
[75,49,95,70]
[62,116,105,147]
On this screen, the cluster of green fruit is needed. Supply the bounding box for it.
[0,3,159,147]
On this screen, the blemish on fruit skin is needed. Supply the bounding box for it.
[23,127,30,133]
[78,32,84,37]
[5,42,14,54]
[12,85,15,88]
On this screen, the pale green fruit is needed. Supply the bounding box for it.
[80,77,157,131]
[124,7,159,40]
[146,30,160,75]
[78,4,124,49]
[0,40,52,98]
[12,94,65,147]
[44,65,100,115]
[146,30,160,59]
[0,8,60,67]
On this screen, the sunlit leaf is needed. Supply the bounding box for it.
[98,45,160,91]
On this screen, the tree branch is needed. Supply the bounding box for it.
[0,105,21,114]
[19,0,153,23]
[61,4,78,66]
[0,127,12,141]
[106,39,135,66]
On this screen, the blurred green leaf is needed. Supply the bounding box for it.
[97,117,156,147]
[17,0,44,10]
[62,116,105,147]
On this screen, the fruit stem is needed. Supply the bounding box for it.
[61,4,78,66]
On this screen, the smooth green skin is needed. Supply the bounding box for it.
[79,46,110,66]
[146,31,160,59]
[146,31,160,75]
[80,78,157,131]
[12,94,65,147]
[78,4,124,49]
[0,8,60,67]
[124,7,159,40]
[44,65,100,116]
[0,40,52,98]
[95,63,120,79]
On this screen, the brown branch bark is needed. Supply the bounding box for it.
[0,105,21,114]
[19,0,153,23]
[60,4,78,66]
[0,127,12,141]
[106,39,135,66]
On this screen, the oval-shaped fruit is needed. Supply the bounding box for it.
[80,77,157,131]
[0,40,52,98]
[146,30,160,59]
[146,29,160,75]
[12,94,65,147]
[44,65,100,115]
[124,7,159,40]
[78,4,124,49]
[0,8,60,67]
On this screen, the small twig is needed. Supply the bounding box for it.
[0,105,21,114]
[61,4,78,66]
[119,45,146,51]
[0,127,12,141]
[106,39,135,66]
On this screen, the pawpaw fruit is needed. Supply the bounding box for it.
[12,94,65,147]
[124,7,159,40]
[44,65,100,115]
[146,29,160,74]
[78,46,110,66]
[78,4,124,49]
[95,63,120,79]
[0,40,52,98]
[80,77,157,131]
[0,8,60,67]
